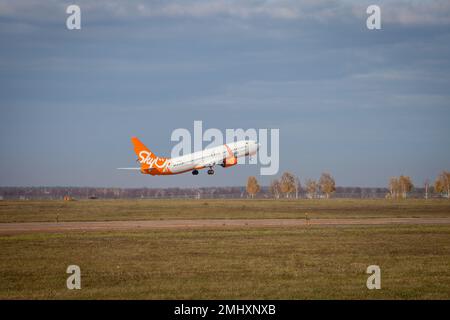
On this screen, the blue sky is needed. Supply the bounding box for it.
[0,0,449,188]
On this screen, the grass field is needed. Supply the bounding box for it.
[1,199,450,223]
[0,199,449,299]
[0,225,449,299]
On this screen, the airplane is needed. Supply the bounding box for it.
[118,137,260,176]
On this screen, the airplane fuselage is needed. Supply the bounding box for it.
[168,141,258,174]
[132,138,259,176]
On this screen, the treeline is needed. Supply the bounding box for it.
[246,170,450,200]
[0,185,438,200]
[0,186,245,200]
[247,172,337,199]
[0,171,448,200]
[387,171,450,199]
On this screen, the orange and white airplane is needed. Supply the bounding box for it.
[119,137,260,176]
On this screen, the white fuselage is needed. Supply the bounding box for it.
[168,140,259,174]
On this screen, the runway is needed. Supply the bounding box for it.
[1,217,449,235]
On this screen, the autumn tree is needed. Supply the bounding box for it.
[435,170,450,198]
[305,179,318,199]
[388,176,413,199]
[269,179,281,199]
[246,176,260,199]
[319,173,336,199]
[388,177,400,199]
[398,175,414,199]
[280,172,296,198]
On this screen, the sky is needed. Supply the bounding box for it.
[0,0,449,188]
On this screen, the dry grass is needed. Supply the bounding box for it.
[1,199,448,299]
[0,225,449,299]
[1,198,450,223]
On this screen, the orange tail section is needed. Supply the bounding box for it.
[131,137,170,174]
[131,136,155,169]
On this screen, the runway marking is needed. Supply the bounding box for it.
[0,218,449,235]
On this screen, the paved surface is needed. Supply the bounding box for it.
[0,217,449,235]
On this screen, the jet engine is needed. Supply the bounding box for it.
[221,157,238,168]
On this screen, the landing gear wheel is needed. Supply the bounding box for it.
[192,170,199,175]
[207,169,215,175]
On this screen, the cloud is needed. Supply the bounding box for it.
[136,1,299,20]
[352,0,450,26]
[1,0,449,26]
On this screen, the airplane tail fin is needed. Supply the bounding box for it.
[131,136,156,169]
[131,137,169,174]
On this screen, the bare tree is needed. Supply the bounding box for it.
[280,172,296,198]
[424,179,430,200]
[294,176,302,199]
[269,179,281,199]
[246,176,260,199]
[435,170,450,198]
[319,173,336,199]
